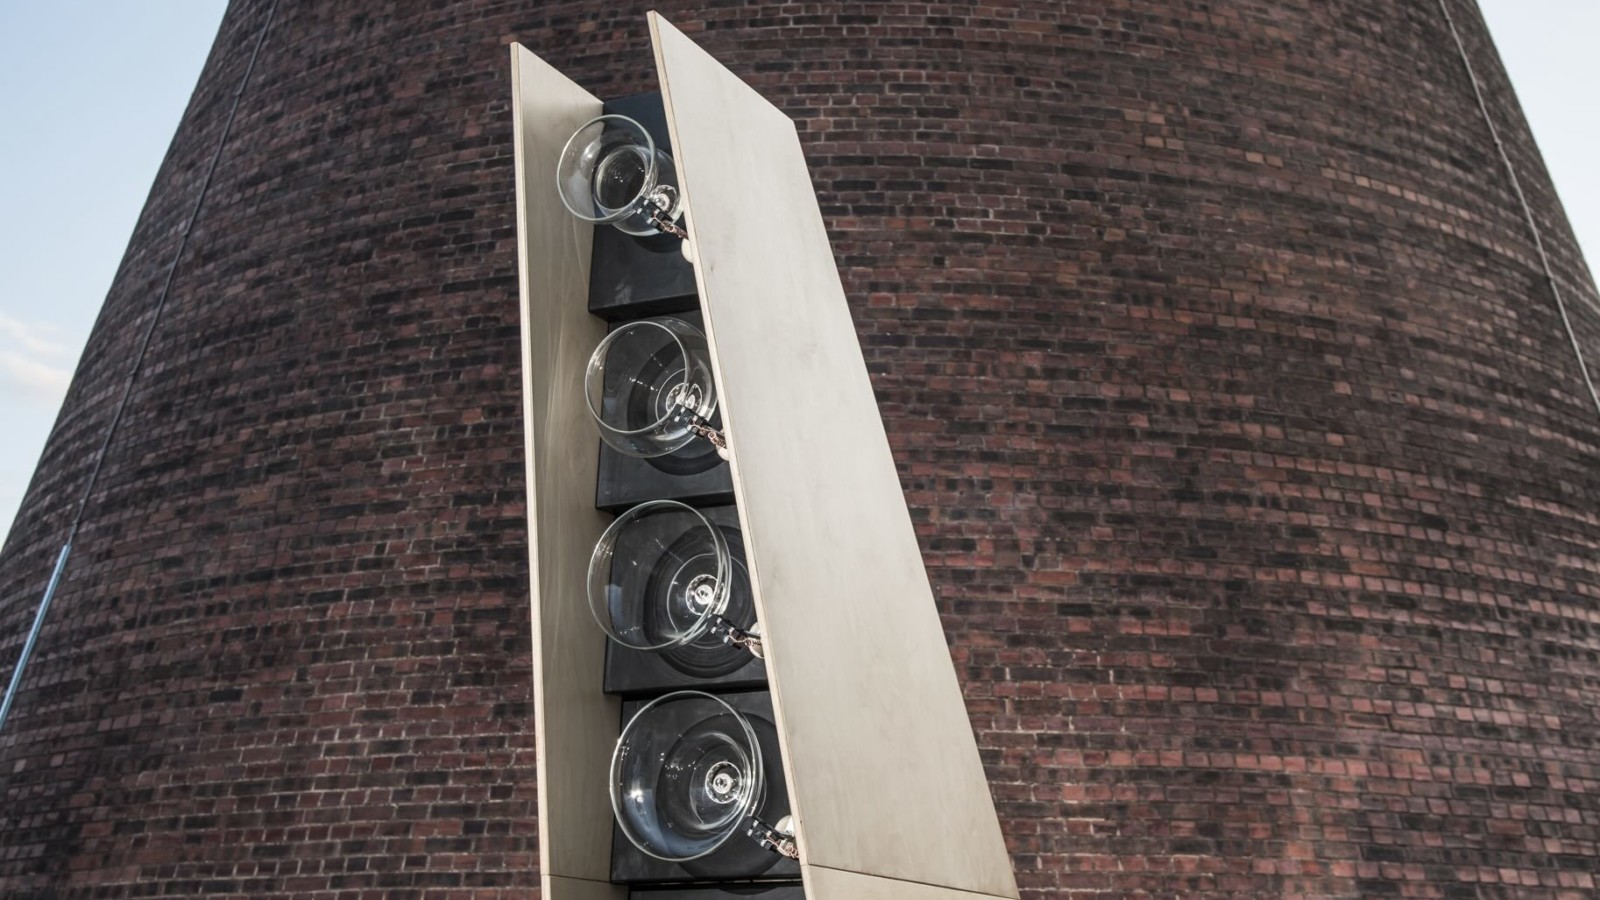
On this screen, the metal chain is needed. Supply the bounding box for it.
[671,390,729,456]
[686,420,727,452]
[649,204,688,240]
[1,0,281,740]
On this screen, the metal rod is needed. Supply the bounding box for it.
[0,0,280,740]
[0,543,72,733]
[70,0,283,529]
[1435,0,1600,419]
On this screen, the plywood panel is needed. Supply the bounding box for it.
[509,43,625,900]
[545,874,629,900]
[649,16,1018,900]
[805,866,1019,900]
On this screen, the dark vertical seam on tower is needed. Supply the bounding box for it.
[0,0,281,738]
[1434,0,1600,421]
[68,0,282,536]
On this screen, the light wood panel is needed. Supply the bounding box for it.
[649,16,1019,900]
[805,865,1019,900]
[509,43,625,900]
[545,874,630,900]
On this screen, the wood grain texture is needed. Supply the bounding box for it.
[805,866,1020,900]
[649,16,1018,900]
[545,874,630,900]
[509,43,624,900]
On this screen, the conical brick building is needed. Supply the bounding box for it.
[2,1,1597,897]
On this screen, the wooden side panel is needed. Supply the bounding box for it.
[649,17,1019,900]
[509,43,624,900]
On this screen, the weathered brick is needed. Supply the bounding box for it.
[2,1,1598,898]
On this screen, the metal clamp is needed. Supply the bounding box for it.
[671,393,730,460]
[746,815,798,859]
[686,420,729,458]
[710,615,764,659]
[648,198,688,240]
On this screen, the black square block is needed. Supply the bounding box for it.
[589,92,700,321]
[630,885,805,898]
[594,310,734,511]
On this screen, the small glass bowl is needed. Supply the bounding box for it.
[585,317,717,458]
[556,114,683,237]
[610,690,765,861]
[588,500,730,652]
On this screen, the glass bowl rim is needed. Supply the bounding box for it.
[586,499,730,651]
[609,689,766,861]
[584,318,701,439]
[556,113,660,224]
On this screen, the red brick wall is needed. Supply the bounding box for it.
[2,1,1597,897]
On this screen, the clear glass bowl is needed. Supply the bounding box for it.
[588,500,730,652]
[585,317,717,458]
[555,114,683,237]
[610,691,765,861]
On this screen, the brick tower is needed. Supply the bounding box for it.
[2,1,1597,898]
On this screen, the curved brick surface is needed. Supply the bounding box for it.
[2,1,1598,898]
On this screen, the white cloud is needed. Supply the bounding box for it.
[0,349,72,406]
[0,311,69,359]
[0,312,75,408]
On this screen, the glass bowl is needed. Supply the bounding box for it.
[585,317,717,458]
[556,113,683,237]
[610,690,765,861]
[588,500,730,652]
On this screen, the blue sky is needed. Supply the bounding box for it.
[0,1,1596,545]
[0,2,227,545]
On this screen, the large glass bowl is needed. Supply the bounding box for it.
[588,501,729,652]
[585,317,717,458]
[555,114,683,237]
[611,691,765,861]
